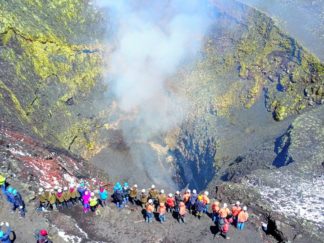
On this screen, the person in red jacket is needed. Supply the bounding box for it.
[231,201,242,226]
[166,193,175,213]
[220,218,232,240]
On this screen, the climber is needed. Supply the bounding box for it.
[82,190,91,213]
[47,189,57,211]
[189,189,198,214]
[0,222,12,243]
[113,182,122,192]
[77,181,86,202]
[166,193,175,213]
[211,201,220,223]
[237,206,249,230]
[178,201,186,223]
[4,187,15,204]
[140,189,148,209]
[38,188,48,211]
[219,203,230,219]
[89,192,98,212]
[11,188,25,218]
[220,217,232,240]
[122,182,130,204]
[113,188,124,208]
[148,185,158,208]
[69,184,79,205]
[158,202,166,223]
[63,187,72,208]
[145,199,154,223]
[99,186,108,207]
[55,188,65,210]
[182,189,191,209]
[157,189,167,210]
[202,191,210,213]
[36,229,53,243]
[0,175,8,194]
[195,195,205,219]
[231,201,242,226]
[129,184,138,205]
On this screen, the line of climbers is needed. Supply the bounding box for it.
[1,173,250,242]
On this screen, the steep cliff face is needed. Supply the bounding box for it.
[0,0,108,159]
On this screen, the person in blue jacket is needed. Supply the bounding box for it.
[11,189,25,218]
[0,221,13,243]
[99,186,108,207]
[4,187,15,204]
[122,182,130,204]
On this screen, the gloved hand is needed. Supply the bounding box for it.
[5,222,9,227]
[19,206,23,209]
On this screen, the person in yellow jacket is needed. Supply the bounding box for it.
[129,184,138,205]
[237,206,249,230]
[89,192,98,212]
[48,189,57,210]
[69,184,80,205]
[56,188,65,209]
[157,189,167,209]
[140,189,148,208]
[38,188,48,211]
[63,187,72,208]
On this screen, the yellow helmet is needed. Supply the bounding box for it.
[198,195,203,201]
[0,175,6,185]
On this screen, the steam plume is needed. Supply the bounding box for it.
[96,0,212,187]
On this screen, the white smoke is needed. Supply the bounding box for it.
[95,0,212,187]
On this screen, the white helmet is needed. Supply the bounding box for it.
[151,185,155,189]
[176,191,180,195]
[141,189,146,193]
[186,189,191,193]
[204,191,209,196]
[50,189,54,193]
[134,184,138,188]
[192,189,197,194]
[63,187,68,191]
[69,184,75,188]
[54,186,59,190]
[148,199,153,204]
[223,203,228,208]
[58,189,62,193]
[243,206,247,211]
[160,189,164,194]
[236,201,240,206]
[39,188,44,193]
[91,192,95,197]
[85,191,89,195]
[168,193,173,197]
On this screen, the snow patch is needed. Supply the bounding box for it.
[57,230,82,243]
[245,172,324,228]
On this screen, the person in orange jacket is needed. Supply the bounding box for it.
[218,203,230,219]
[220,217,232,240]
[145,199,154,223]
[202,191,210,213]
[237,206,249,230]
[231,201,242,226]
[158,202,166,223]
[211,201,220,223]
[178,201,186,223]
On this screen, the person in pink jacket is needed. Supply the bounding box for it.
[82,191,91,213]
